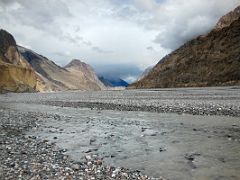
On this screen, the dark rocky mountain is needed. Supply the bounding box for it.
[99,76,129,87]
[130,6,240,89]
[0,29,43,92]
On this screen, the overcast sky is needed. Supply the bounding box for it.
[0,0,239,82]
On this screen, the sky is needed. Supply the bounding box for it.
[0,0,239,82]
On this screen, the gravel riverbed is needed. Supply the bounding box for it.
[1,86,240,117]
[0,109,161,180]
[0,86,240,180]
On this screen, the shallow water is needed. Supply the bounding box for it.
[3,102,240,180]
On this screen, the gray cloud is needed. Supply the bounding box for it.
[0,0,239,79]
[145,0,240,50]
[146,46,154,51]
[92,46,113,54]
[110,0,240,50]
[93,63,142,81]
[0,0,71,30]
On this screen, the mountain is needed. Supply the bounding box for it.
[214,6,240,31]
[130,6,240,89]
[64,59,105,90]
[137,66,153,81]
[19,47,105,91]
[18,46,69,91]
[0,29,44,93]
[98,76,129,87]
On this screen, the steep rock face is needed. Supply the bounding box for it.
[19,47,105,91]
[0,29,41,92]
[130,8,240,89]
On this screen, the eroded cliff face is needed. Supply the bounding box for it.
[130,7,240,89]
[0,63,37,92]
[0,29,42,93]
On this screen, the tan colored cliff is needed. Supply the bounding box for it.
[0,29,44,93]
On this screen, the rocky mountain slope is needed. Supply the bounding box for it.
[0,29,44,93]
[64,59,105,90]
[0,29,105,92]
[130,6,240,89]
[19,47,105,91]
[214,6,240,31]
[137,66,153,82]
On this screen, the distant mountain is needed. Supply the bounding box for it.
[130,6,240,89]
[19,46,105,91]
[0,29,43,92]
[98,76,129,87]
[64,59,105,90]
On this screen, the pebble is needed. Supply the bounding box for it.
[72,164,80,171]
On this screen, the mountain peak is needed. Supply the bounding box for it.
[0,29,17,56]
[214,6,240,31]
[65,59,88,68]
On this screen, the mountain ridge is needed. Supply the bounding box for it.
[19,46,105,91]
[130,6,240,89]
[0,29,106,92]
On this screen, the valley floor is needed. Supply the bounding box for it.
[0,86,240,179]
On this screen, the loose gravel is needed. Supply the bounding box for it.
[0,86,239,179]
[1,86,239,117]
[0,109,164,180]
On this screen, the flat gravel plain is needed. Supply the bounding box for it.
[0,86,240,180]
[1,86,240,117]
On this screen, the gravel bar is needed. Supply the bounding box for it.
[1,86,240,117]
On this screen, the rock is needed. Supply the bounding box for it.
[85,155,92,160]
[95,160,102,166]
[89,139,96,145]
[159,147,166,152]
[150,132,158,136]
[85,149,92,153]
[185,153,201,161]
[71,164,80,171]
